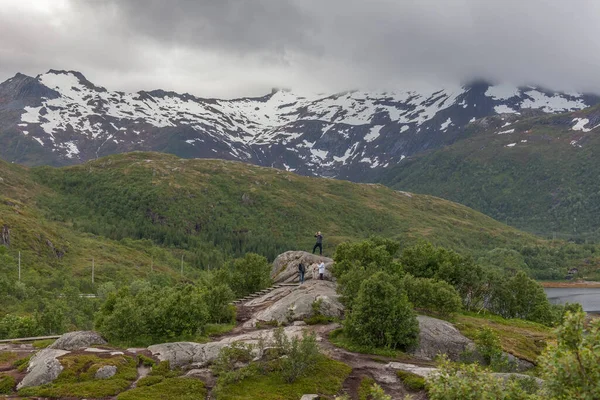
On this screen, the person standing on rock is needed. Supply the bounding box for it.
[312,231,323,255]
[298,262,306,284]
[318,261,325,280]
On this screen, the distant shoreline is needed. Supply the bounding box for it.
[540,280,600,288]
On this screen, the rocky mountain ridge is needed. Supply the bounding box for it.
[2,70,599,180]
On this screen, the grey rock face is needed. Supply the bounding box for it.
[271,251,334,283]
[94,365,117,379]
[243,280,343,328]
[148,326,306,369]
[17,348,69,389]
[410,315,476,361]
[49,331,107,351]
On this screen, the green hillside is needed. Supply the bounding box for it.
[379,107,600,242]
[0,150,595,300]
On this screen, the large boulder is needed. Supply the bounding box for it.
[271,251,334,283]
[243,280,343,328]
[410,316,476,361]
[49,331,107,351]
[148,325,306,369]
[17,349,70,389]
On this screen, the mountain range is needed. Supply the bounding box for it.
[2,69,599,182]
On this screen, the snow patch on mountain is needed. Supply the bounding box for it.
[365,125,383,142]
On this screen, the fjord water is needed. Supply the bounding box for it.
[544,287,600,314]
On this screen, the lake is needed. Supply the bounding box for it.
[544,287,600,314]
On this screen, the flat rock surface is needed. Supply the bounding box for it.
[243,280,343,328]
[148,325,306,369]
[17,348,70,389]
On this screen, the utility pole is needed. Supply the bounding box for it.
[92,258,95,285]
[18,251,21,281]
[180,255,184,276]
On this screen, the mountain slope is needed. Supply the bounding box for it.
[379,106,600,240]
[1,151,587,298]
[1,70,598,180]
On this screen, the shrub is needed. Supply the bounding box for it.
[397,370,426,391]
[369,383,392,400]
[538,310,600,399]
[488,271,556,325]
[345,272,419,350]
[279,331,320,383]
[474,327,513,372]
[211,342,255,376]
[304,298,335,325]
[136,375,164,387]
[0,375,16,394]
[426,355,540,400]
[402,274,462,316]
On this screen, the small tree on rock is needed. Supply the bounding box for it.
[345,271,419,350]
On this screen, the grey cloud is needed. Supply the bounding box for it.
[2,0,600,97]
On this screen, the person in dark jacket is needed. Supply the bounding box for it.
[298,262,306,284]
[312,231,323,255]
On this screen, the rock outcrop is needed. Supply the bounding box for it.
[410,315,476,362]
[148,325,307,369]
[243,280,343,328]
[49,331,107,351]
[17,349,69,389]
[271,251,334,284]
[94,365,117,379]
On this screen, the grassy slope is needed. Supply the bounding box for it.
[0,151,574,296]
[379,108,600,241]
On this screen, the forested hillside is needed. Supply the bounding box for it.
[380,107,600,241]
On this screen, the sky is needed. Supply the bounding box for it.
[1,0,600,98]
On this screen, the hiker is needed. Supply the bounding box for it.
[318,261,325,280]
[312,231,323,255]
[298,262,305,284]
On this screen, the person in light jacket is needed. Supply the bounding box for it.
[318,261,325,280]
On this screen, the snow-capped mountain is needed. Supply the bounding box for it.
[1,70,599,180]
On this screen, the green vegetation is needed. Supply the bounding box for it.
[451,313,554,363]
[379,109,600,247]
[19,354,138,398]
[117,377,207,400]
[344,271,419,350]
[397,370,426,391]
[32,338,56,349]
[1,151,595,339]
[358,377,376,400]
[328,329,407,358]
[214,356,351,400]
[426,355,541,399]
[0,375,16,394]
[538,310,600,399]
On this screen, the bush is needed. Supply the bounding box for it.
[136,375,164,387]
[538,310,600,399]
[279,331,320,383]
[369,383,392,400]
[95,284,209,344]
[0,314,42,339]
[402,274,462,316]
[345,272,419,350]
[474,327,513,372]
[223,253,272,298]
[488,271,556,325]
[304,298,335,325]
[0,375,16,394]
[211,342,255,376]
[397,370,426,391]
[426,355,540,400]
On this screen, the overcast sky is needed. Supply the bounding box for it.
[1,0,600,98]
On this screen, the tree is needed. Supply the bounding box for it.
[538,310,600,399]
[489,271,555,325]
[345,271,419,349]
[333,238,403,310]
[225,253,271,297]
